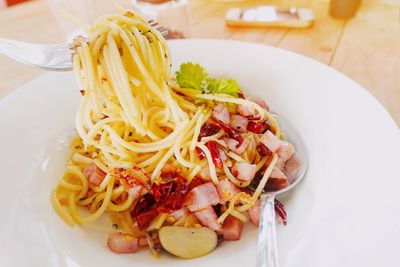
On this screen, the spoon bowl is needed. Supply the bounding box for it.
[255,114,309,267]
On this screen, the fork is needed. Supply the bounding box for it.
[0,20,167,72]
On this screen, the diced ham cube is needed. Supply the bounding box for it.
[252,98,269,110]
[270,167,288,180]
[197,167,211,181]
[277,142,295,164]
[268,167,290,190]
[259,131,281,152]
[233,163,257,182]
[221,215,243,241]
[237,103,257,117]
[185,182,221,212]
[248,199,261,226]
[83,164,106,186]
[283,154,302,184]
[138,237,148,247]
[216,179,240,204]
[229,115,248,133]
[170,207,189,220]
[222,137,249,155]
[260,131,295,165]
[194,206,221,231]
[107,233,139,254]
[212,104,230,125]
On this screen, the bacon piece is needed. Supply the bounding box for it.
[221,215,243,241]
[283,155,302,184]
[270,167,287,180]
[248,199,261,226]
[237,103,260,120]
[248,199,288,226]
[185,182,220,212]
[252,98,269,110]
[194,206,221,231]
[216,179,240,204]
[266,167,290,191]
[138,237,148,247]
[218,121,244,147]
[83,164,106,186]
[259,131,282,152]
[107,233,139,254]
[170,207,189,220]
[188,177,204,190]
[197,167,211,181]
[222,137,249,155]
[276,142,295,165]
[233,163,257,182]
[237,103,257,117]
[212,104,230,125]
[229,115,248,133]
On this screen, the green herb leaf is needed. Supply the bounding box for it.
[205,78,241,97]
[176,62,208,91]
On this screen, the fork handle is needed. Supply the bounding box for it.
[257,194,279,267]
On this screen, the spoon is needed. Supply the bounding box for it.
[255,115,309,267]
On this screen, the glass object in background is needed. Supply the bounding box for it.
[132,0,190,39]
[46,0,132,42]
[47,0,93,42]
[329,0,362,19]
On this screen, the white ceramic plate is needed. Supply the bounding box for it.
[0,40,399,267]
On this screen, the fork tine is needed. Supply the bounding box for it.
[146,20,168,37]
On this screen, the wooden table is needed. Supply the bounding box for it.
[0,0,399,125]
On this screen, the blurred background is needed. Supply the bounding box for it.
[0,0,399,125]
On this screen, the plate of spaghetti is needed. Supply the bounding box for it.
[1,10,400,267]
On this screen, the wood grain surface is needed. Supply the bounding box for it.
[0,0,399,125]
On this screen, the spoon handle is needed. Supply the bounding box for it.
[256,195,279,267]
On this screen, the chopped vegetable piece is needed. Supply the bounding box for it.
[205,78,241,97]
[176,62,208,91]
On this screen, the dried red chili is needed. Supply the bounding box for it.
[198,123,221,141]
[247,121,270,134]
[274,199,287,225]
[206,140,223,169]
